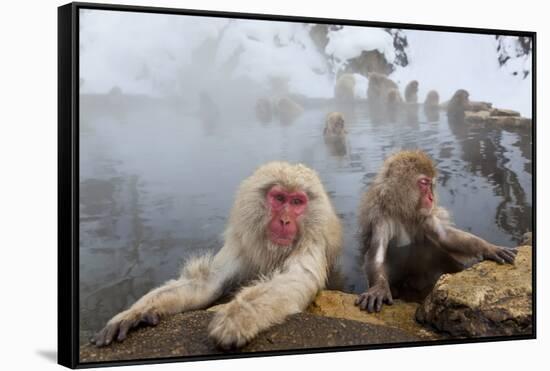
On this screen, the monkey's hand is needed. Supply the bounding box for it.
[90,308,160,347]
[355,282,393,313]
[483,245,518,265]
[208,300,259,350]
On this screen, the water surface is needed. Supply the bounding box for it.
[79,96,532,344]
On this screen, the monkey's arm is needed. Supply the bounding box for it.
[91,244,243,346]
[426,213,517,264]
[208,246,327,349]
[355,222,394,312]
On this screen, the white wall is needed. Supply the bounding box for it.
[0,0,546,370]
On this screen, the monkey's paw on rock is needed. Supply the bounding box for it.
[416,245,533,337]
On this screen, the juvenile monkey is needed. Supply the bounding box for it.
[91,162,342,349]
[446,89,470,121]
[276,97,303,124]
[404,80,419,104]
[424,90,439,108]
[367,72,398,105]
[356,150,517,312]
[424,90,440,122]
[334,73,356,102]
[323,112,347,137]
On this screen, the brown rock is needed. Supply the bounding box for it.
[490,108,521,117]
[416,246,532,337]
[469,101,493,112]
[307,290,441,340]
[487,116,532,129]
[465,110,491,124]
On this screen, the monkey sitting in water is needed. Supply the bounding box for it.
[404,80,419,104]
[424,90,440,122]
[356,150,517,312]
[323,112,347,137]
[91,162,342,349]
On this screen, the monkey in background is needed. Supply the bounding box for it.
[367,72,399,121]
[404,80,419,104]
[424,90,440,108]
[323,112,348,157]
[323,112,347,137]
[367,72,398,105]
[91,162,342,349]
[276,97,303,124]
[356,150,517,312]
[334,73,356,102]
[446,89,470,122]
[386,88,404,122]
[424,90,440,122]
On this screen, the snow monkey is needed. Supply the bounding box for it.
[446,89,470,121]
[91,162,343,349]
[424,90,440,109]
[404,80,419,104]
[334,73,356,102]
[323,112,347,137]
[276,96,303,124]
[356,150,517,313]
[367,72,398,105]
[424,90,440,122]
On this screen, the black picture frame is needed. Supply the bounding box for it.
[58,2,536,369]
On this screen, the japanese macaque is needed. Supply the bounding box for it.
[446,89,470,122]
[404,80,419,104]
[367,72,398,105]
[367,73,399,121]
[255,97,273,123]
[334,74,356,102]
[424,90,439,108]
[356,150,517,312]
[323,112,347,137]
[386,88,403,122]
[424,90,440,122]
[91,162,343,349]
[276,97,304,124]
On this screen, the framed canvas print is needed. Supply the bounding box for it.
[58,2,536,368]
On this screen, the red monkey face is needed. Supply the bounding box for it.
[266,185,308,246]
[417,175,434,215]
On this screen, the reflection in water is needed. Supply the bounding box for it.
[79,94,532,344]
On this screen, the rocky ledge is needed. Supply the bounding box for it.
[79,311,418,363]
[465,105,532,130]
[416,246,532,337]
[80,246,532,363]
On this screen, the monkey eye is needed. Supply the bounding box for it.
[290,198,303,205]
[419,178,431,186]
[274,194,286,203]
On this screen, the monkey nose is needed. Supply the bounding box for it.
[279,217,291,226]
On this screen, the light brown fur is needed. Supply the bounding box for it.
[91,162,342,349]
[323,112,347,137]
[404,80,419,103]
[424,90,439,108]
[367,72,398,104]
[446,89,470,120]
[334,73,356,102]
[276,97,303,124]
[356,150,517,312]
